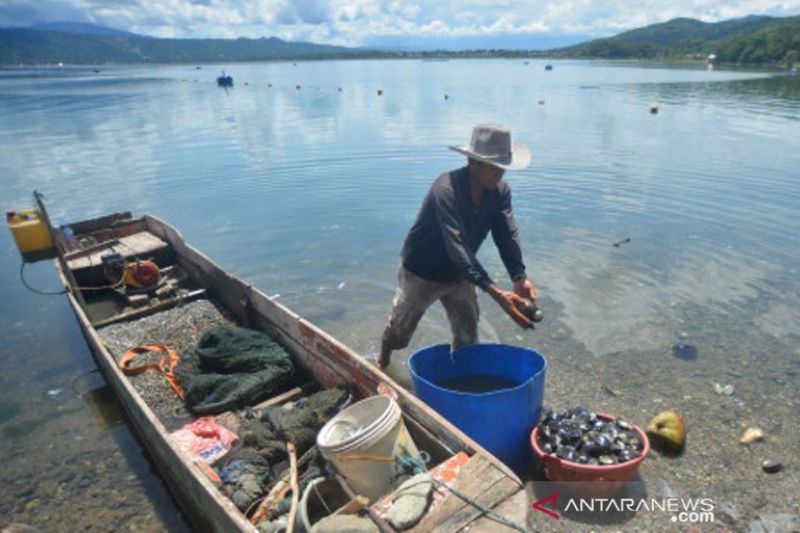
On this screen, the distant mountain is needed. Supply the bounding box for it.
[0,26,374,64]
[362,33,592,52]
[555,15,800,65]
[2,15,799,65]
[29,22,138,38]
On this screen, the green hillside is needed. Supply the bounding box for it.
[2,15,799,66]
[557,15,800,66]
[714,19,800,64]
[0,28,375,65]
[611,15,776,46]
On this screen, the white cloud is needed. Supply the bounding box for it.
[1,0,799,45]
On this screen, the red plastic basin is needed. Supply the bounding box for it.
[530,412,650,498]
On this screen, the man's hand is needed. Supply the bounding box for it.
[513,277,537,307]
[487,284,532,329]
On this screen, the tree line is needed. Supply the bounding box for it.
[2,15,798,66]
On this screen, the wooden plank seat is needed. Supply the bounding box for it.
[67,230,175,288]
[67,231,170,272]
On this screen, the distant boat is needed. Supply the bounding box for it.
[544,64,553,71]
[216,72,233,88]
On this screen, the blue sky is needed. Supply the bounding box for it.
[1,0,799,49]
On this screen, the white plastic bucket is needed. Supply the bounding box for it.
[316,395,418,501]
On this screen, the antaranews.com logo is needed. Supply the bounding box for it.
[533,491,715,524]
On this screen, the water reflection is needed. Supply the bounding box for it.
[538,235,789,356]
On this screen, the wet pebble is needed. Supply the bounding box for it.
[713,382,735,395]
[2,525,41,533]
[655,479,677,499]
[25,498,41,511]
[672,343,697,360]
[762,459,783,473]
[58,472,75,484]
[759,513,799,532]
[14,488,34,501]
[739,427,764,444]
[718,501,741,524]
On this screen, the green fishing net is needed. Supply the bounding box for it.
[217,387,350,512]
[176,326,294,414]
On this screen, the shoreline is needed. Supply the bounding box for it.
[1,56,796,71]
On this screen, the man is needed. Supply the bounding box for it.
[378,123,538,369]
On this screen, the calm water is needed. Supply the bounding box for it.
[1,60,799,529]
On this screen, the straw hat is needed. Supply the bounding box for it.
[449,124,531,171]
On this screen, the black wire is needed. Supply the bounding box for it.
[19,261,69,296]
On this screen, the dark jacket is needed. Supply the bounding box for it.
[401,166,526,290]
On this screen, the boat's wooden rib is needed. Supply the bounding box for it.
[64,211,134,236]
[63,237,120,261]
[50,208,525,532]
[216,386,305,432]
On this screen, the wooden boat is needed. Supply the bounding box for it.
[217,71,234,87]
[36,196,529,532]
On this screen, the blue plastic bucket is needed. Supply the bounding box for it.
[409,343,547,473]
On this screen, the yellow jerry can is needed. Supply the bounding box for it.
[6,208,56,262]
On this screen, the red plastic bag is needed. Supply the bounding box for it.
[171,416,237,464]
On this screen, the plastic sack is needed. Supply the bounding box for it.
[171,416,238,464]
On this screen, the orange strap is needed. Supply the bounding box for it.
[120,344,185,399]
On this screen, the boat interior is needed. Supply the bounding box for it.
[50,211,524,531]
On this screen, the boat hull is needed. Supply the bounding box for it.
[49,211,521,531]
